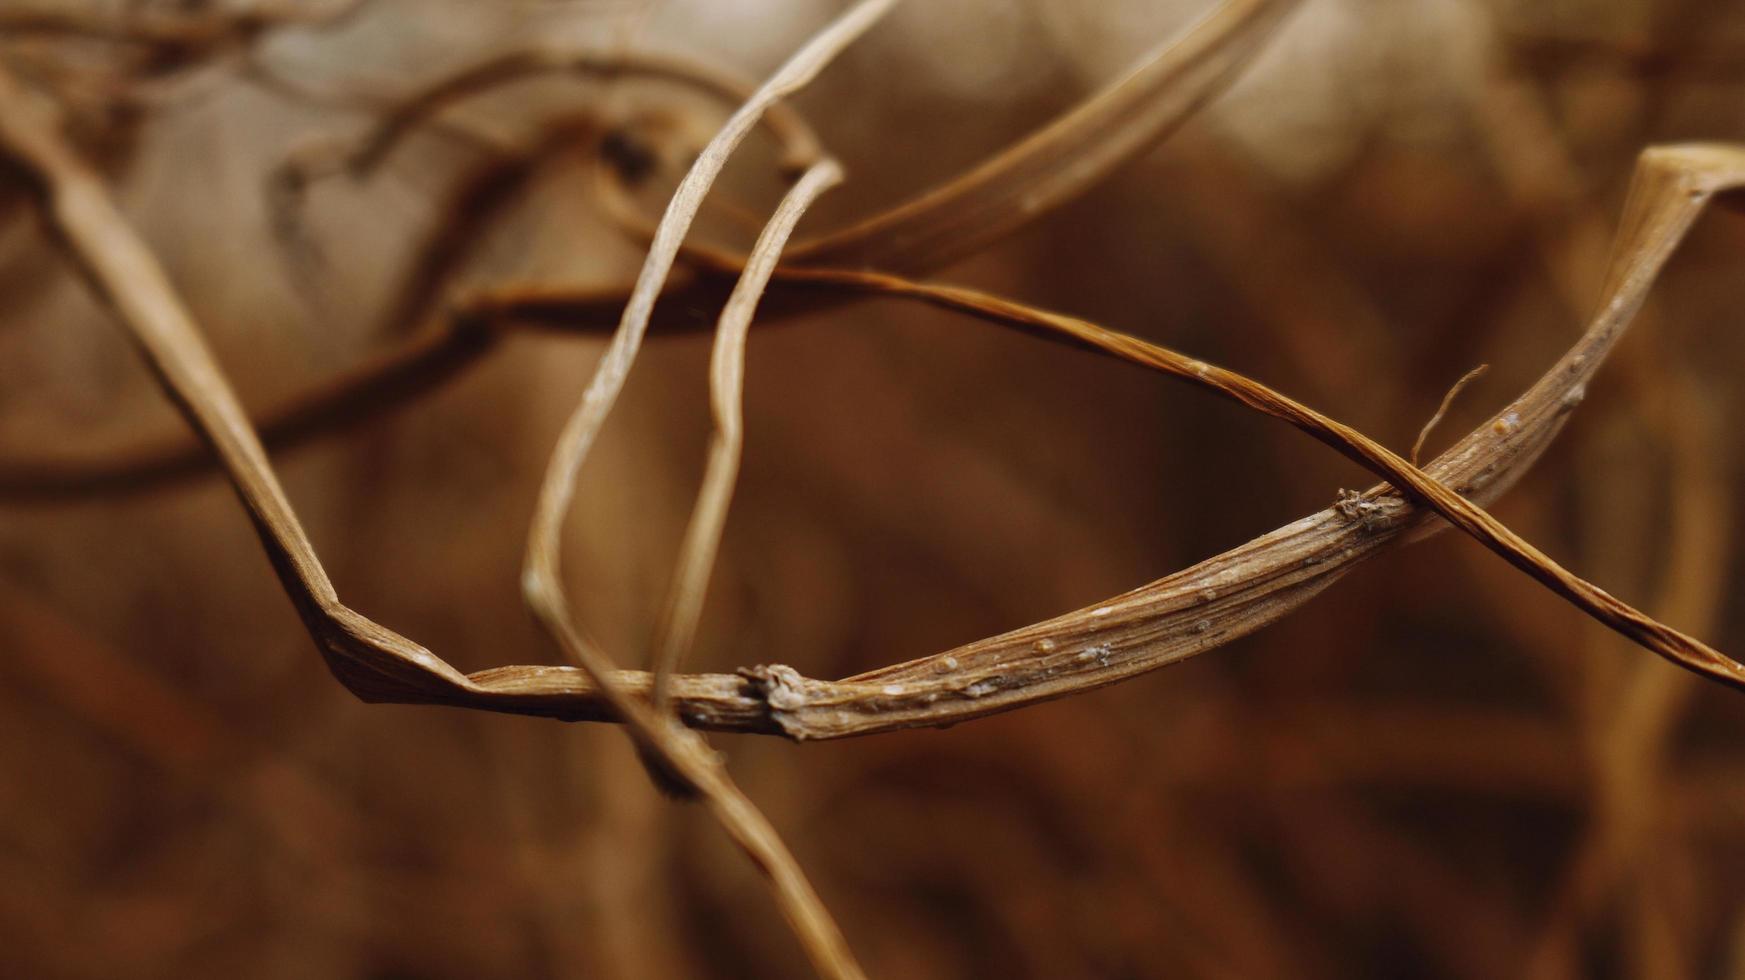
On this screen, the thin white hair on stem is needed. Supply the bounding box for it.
[1413,363,1489,466]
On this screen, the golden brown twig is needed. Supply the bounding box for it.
[649,160,845,712]
[0,18,880,975]
[465,143,1745,736]
[516,3,894,976]
[6,102,1741,740]
[4,0,1742,755]
[750,228,1744,694]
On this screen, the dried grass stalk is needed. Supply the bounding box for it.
[5,48,1741,736]
[1412,364,1489,466]
[649,160,845,710]
[513,2,893,975]
[0,9,882,969]
[463,143,1745,737]
[7,9,1745,974]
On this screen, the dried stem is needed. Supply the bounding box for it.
[516,4,893,977]
[5,54,1743,738]
[0,34,873,978]
[464,143,1745,736]
[761,257,1745,688]
[6,0,1744,812]
[8,6,1745,974]
[650,160,845,712]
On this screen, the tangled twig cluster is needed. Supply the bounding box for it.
[2,1,1743,976]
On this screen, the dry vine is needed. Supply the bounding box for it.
[2,0,1742,749]
[0,1,893,971]
[517,1,891,973]
[5,1,1745,976]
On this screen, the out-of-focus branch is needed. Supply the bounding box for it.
[332,46,824,179]
[779,0,1304,272]
[0,0,1301,498]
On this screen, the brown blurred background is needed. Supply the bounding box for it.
[4,0,1745,976]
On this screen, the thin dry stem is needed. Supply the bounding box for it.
[5,92,1742,742]
[517,4,893,977]
[0,40,872,979]
[650,159,845,712]
[6,0,1744,797]
[750,237,1745,694]
[460,143,1745,737]
[521,0,893,642]
[9,7,1745,975]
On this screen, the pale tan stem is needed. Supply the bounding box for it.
[650,160,844,712]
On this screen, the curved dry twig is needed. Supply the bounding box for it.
[516,3,894,977]
[4,0,1742,748]
[457,142,1745,738]
[0,26,880,975]
[1412,364,1489,466]
[649,161,845,711]
[5,70,1743,743]
[759,260,1743,689]
[19,9,1745,978]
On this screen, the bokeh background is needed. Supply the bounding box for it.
[4,0,1745,976]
